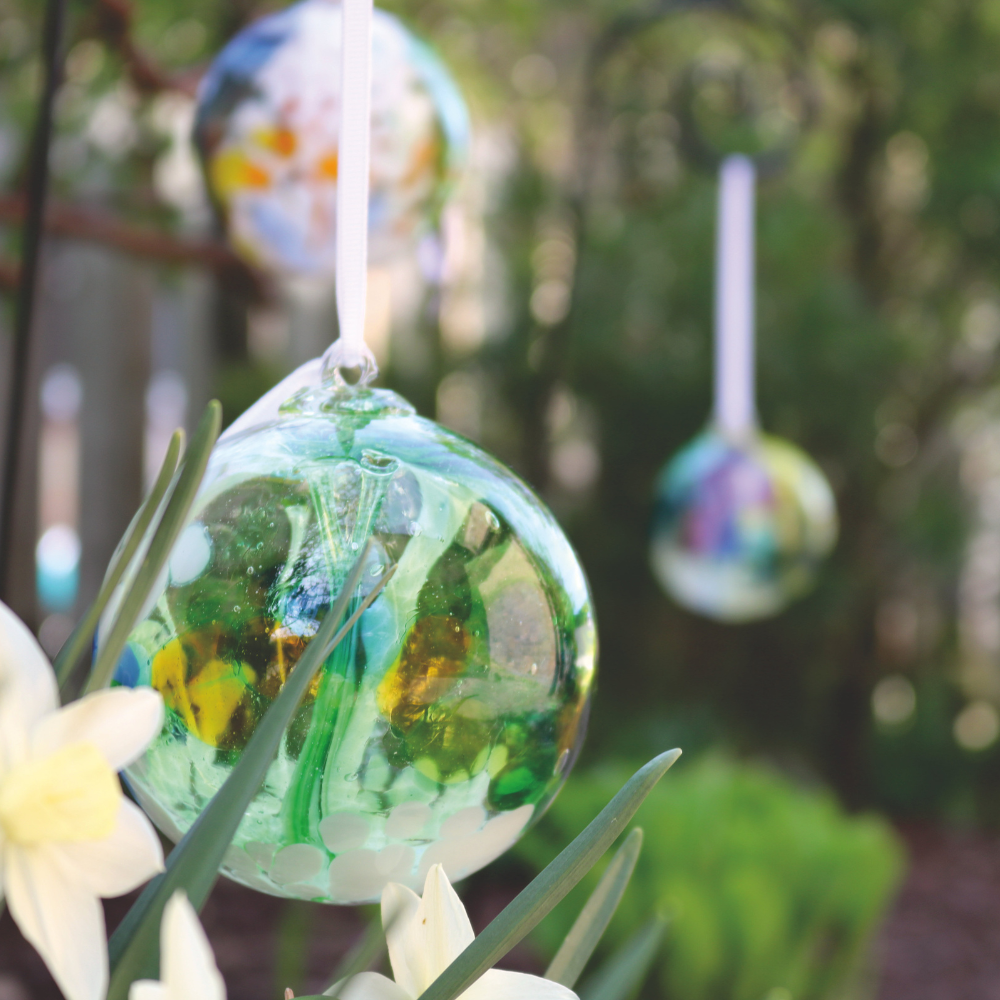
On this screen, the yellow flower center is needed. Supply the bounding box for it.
[0,742,122,845]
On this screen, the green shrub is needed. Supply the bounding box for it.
[516,757,905,1000]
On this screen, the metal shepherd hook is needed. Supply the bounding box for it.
[0,0,69,599]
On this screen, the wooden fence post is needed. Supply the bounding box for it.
[74,244,151,612]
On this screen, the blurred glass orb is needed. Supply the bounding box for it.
[650,430,837,622]
[194,0,470,275]
[110,373,595,903]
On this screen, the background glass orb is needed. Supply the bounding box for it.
[109,377,596,903]
[194,0,470,275]
[650,430,837,623]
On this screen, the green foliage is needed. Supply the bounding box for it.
[517,757,905,1000]
[54,428,183,696]
[547,827,646,988]
[85,401,222,694]
[578,919,668,1000]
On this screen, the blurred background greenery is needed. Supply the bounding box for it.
[4,0,1000,995]
[517,757,904,1000]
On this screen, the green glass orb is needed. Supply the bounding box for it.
[110,372,596,903]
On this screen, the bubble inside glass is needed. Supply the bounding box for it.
[111,378,596,903]
[650,430,837,623]
[194,0,470,274]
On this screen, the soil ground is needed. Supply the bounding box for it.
[874,825,1000,1000]
[3,824,1000,999]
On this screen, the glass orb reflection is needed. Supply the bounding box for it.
[650,430,837,622]
[109,376,595,903]
[194,0,470,274]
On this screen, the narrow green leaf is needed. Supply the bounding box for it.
[546,827,644,988]
[323,912,389,995]
[274,901,314,998]
[415,749,682,1000]
[85,401,221,695]
[55,429,184,698]
[106,543,394,1000]
[578,918,667,1000]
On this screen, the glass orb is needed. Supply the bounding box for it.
[650,430,837,622]
[110,375,595,903]
[194,0,470,275]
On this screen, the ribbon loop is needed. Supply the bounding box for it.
[321,337,378,386]
[332,0,377,382]
[713,155,757,440]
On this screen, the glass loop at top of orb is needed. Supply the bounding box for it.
[194,0,470,276]
[105,374,596,905]
[321,339,379,389]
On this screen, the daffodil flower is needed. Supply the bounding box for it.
[0,601,165,1000]
[129,891,226,1000]
[329,864,578,1000]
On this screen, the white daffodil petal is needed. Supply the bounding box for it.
[463,969,580,1000]
[0,600,57,712]
[5,844,107,1000]
[381,880,423,997]
[161,892,226,1000]
[419,864,476,984]
[0,696,30,774]
[0,601,58,766]
[129,982,169,1000]
[54,799,164,896]
[30,687,164,771]
[326,971,412,1000]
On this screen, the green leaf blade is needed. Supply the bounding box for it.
[415,748,682,1000]
[85,402,221,694]
[578,918,667,1000]
[323,913,389,995]
[54,428,184,697]
[545,827,644,988]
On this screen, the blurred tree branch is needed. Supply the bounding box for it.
[93,0,200,96]
[0,194,264,295]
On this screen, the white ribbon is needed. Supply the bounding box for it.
[323,0,377,382]
[713,155,757,439]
